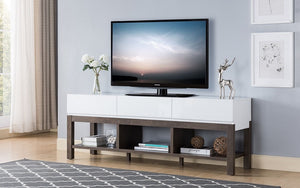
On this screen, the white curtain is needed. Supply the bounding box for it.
[10,0,58,133]
[10,0,37,133]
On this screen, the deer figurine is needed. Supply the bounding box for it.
[218,58,235,99]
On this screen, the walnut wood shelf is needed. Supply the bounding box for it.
[67,115,251,176]
[73,144,245,161]
[72,144,117,151]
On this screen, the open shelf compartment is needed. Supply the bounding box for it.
[118,124,171,153]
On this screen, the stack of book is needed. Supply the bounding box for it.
[180,147,213,156]
[134,142,169,153]
[81,135,106,147]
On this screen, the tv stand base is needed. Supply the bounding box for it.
[126,93,195,97]
[67,115,252,176]
[126,88,194,97]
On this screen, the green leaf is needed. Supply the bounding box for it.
[82,64,90,71]
[100,63,109,71]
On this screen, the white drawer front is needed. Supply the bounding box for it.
[117,96,172,119]
[67,95,117,116]
[172,98,234,122]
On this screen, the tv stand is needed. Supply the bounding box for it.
[126,88,195,97]
[67,94,252,175]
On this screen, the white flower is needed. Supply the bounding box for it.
[99,54,109,63]
[90,60,101,68]
[82,53,109,72]
[103,55,110,63]
[81,54,90,64]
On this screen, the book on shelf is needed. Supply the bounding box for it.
[81,140,107,147]
[81,135,106,142]
[138,141,169,149]
[134,146,168,153]
[81,135,107,147]
[180,147,213,156]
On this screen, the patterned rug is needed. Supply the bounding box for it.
[0,159,280,188]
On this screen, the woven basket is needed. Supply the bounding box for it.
[191,136,204,149]
[213,136,227,156]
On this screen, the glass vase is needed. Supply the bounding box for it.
[106,129,116,148]
[93,73,101,94]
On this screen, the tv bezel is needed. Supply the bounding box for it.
[110,18,209,89]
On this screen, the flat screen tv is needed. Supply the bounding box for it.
[111,19,209,97]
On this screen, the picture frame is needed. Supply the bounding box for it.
[251,0,294,24]
[251,32,294,88]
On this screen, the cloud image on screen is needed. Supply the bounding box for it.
[112,20,207,86]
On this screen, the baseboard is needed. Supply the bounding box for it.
[0,128,53,140]
[50,129,58,132]
[57,138,300,172]
[252,155,300,172]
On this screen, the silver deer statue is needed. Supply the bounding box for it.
[218,58,236,99]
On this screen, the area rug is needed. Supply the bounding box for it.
[0,159,280,188]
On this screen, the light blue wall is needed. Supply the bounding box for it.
[58,0,300,157]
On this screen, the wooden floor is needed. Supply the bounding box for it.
[0,132,299,188]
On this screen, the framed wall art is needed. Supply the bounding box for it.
[251,32,294,87]
[251,0,294,24]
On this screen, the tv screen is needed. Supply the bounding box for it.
[111,19,208,89]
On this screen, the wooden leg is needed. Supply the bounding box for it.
[90,123,98,155]
[226,125,235,175]
[116,124,120,149]
[244,122,252,169]
[67,116,74,159]
[126,153,131,162]
[179,157,184,167]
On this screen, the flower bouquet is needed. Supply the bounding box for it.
[81,54,109,94]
